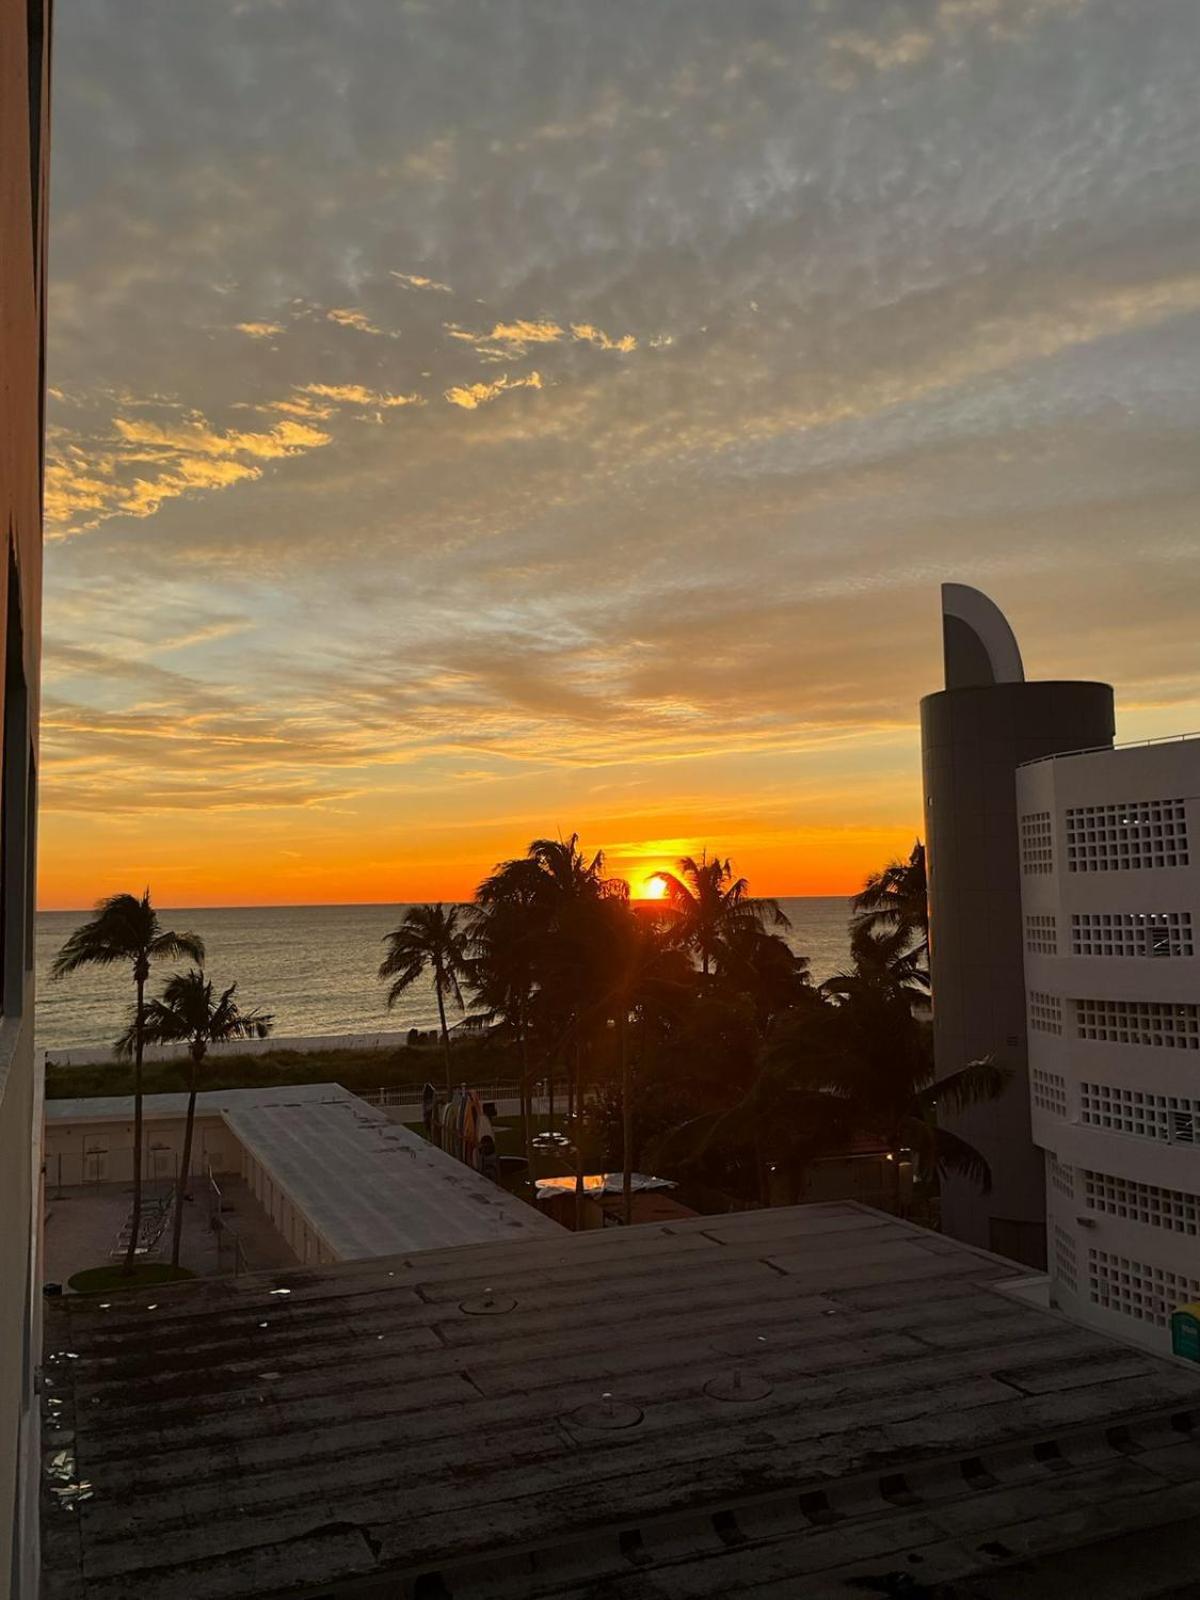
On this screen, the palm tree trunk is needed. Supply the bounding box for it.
[170,1048,201,1269]
[517,1010,533,1173]
[436,980,452,1093]
[123,972,146,1275]
[620,1010,632,1226]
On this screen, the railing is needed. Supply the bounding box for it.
[207,1165,249,1276]
[359,1081,524,1107]
[1018,730,1200,769]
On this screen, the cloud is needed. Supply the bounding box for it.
[235,321,285,339]
[326,307,385,335]
[45,409,334,534]
[570,323,637,353]
[39,0,1200,900]
[391,271,453,293]
[443,371,544,409]
[299,383,422,408]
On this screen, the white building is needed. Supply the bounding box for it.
[44,1083,556,1264]
[1018,736,1200,1354]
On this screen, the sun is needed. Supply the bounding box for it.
[638,874,668,901]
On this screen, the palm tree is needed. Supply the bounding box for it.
[826,971,1002,1193]
[567,894,694,1222]
[379,904,471,1091]
[52,891,205,1274]
[472,835,616,1137]
[653,852,789,976]
[850,841,928,989]
[121,970,272,1268]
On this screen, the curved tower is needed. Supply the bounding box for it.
[921,585,1114,1266]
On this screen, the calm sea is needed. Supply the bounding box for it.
[34,898,855,1052]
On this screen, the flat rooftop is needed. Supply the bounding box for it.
[222,1097,557,1258]
[46,1083,556,1259]
[44,1081,358,1124]
[42,1203,1200,1599]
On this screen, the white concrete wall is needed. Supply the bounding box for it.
[44,1113,238,1188]
[237,1142,335,1265]
[1018,738,1200,1356]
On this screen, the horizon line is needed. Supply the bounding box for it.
[36,891,857,916]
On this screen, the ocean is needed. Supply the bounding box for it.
[34,898,856,1052]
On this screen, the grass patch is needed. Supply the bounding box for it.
[67,1262,195,1294]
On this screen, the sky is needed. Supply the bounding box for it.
[42,0,1200,909]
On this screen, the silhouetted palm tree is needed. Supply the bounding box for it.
[814,952,1005,1202]
[567,895,694,1222]
[52,891,204,1274]
[850,841,928,989]
[380,904,470,1091]
[472,835,618,1134]
[653,852,789,975]
[122,970,272,1267]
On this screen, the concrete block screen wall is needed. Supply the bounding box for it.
[1019,737,1200,1354]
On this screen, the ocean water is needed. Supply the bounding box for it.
[34,898,855,1052]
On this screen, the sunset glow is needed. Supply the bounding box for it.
[635,874,669,902]
[38,1,1200,910]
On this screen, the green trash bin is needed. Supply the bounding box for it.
[1170,1304,1200,1362]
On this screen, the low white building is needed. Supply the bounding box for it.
[1017,736,1200,1354]
[44,1082,556,1265]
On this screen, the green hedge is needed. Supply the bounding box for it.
[66,1263,195,1293]
[44,1039,517,1100]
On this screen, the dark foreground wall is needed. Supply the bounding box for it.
[920,681,1114,1266]
[0,0,49,1593]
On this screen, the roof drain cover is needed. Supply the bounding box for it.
[704,1368,772,1402]
[571,1392,643,1430]
[459,1287,517,1315]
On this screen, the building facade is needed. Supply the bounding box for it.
[1018,737,1200,1354]
[0,0,49,1592]
[921,585,1114,1267]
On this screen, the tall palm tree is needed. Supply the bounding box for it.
[567,894,694,1222]
[380,903,471,1091]
[52,891,205,1274]
[850,841,928,988]
[810,963,1005,1204]
[472,835,616,1138]
[121,970,273,1268]
[653,851,789,975]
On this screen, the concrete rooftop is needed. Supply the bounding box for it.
[44,1081,359,1124]
[41,1203,1200,1599]
[222,1097,558,1258]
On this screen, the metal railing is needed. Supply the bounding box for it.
[359,1081,524,1107]
[1018,730,1200,769]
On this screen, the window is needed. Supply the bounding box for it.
[1088,1249,1200,1328]
[1083,1170,1199,1235]
[1079,1082,1200,1143]
[1047,1152,1075,1199]
[1028,991,1062,1034]
[1066,800,1189,872]
[1075,998,1199,1049]
[1072,911,1193,958]
[1025,913,1057,955]
[1031,1067,1068,1117]
[1053,1224,1077,1294]
[1020,811,1053,874]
